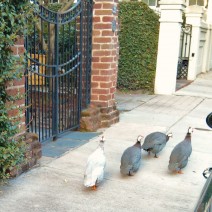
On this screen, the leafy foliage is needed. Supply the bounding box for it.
[118,2,159,92]
[0,0,34,180]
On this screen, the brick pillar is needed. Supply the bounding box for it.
[6,36,26,137]
[91,0,119,128]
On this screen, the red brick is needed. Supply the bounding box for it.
[111,50,117,56]
[11,46,18,55]
[6,88,18,96]
[101,57,114,62]
[93,50,111,57]
[102,3,113,9]
[91,94,99,101]
[92,88,110,95]
[99,94,112,101]
[102,30,114,36]
[110,63,117,69]
[110,87,116,94]
[100,82,113,88]
[100,70,113,75]
[93,3,102,9]
[102,16,114,22]
[91,82,99,88]
[15,99,25,106]
[92,44,101,50]
[8,109,19,117]
[92,57,100,62]
[92,63,111,69]
[92,75,110,82]
[101,44,113,50]
[18,46,25,55]
[91,70,100,75]
[93,17,101,23]
[15,36,24,45]
[94,23,112,30]
[13,77,25,86]
[93,37,111,43]
[94,10,112,16]
[19,87,25,95]
[92,30,101,37]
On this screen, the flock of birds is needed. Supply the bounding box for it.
[84,127,193,190]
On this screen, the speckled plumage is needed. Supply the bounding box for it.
[141,132,172,157]
[120,136,142,176]
[168,128,193,173]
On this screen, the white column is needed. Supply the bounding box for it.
[206,0,212,71]
[207,0,212,24]
[185,6,204,80]
[154,0,185,95]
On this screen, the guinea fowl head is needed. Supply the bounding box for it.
[137,135,143,143]
[134,135,143,148]
[99,136,105,149]
[166,132,173,141]
[185,127,193,140]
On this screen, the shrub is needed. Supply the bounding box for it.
[0,0,34,180]
[118,2,159,92]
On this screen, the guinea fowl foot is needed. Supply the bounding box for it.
[91,185,97,191]
[154,154,158,158]
[177,170,184,174]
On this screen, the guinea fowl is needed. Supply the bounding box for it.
[141,132,173,158]
[120,135,143,176]
[168,127,193,174]
[84,136,106,190]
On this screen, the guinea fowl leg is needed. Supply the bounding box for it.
[92,185,97,191]
[178,170,184,174]
[154,154,158,158]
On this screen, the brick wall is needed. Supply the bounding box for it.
[91,0,119,127]
[6,36,26,136]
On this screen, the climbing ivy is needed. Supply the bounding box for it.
[0,0,35,180]
[118,2,159,92]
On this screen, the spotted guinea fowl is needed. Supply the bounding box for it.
[84,136,106,190]
[120,135,143,176]
[141,132,173,158]
[168,127,193,174]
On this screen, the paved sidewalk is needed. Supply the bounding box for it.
[0,72,212,212]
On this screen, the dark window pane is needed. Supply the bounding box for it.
[149,0,156,6]
[189,0,197,5]
[197,0,204,6]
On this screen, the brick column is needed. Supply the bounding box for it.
[6,36,26,136]
[91,0,119,127]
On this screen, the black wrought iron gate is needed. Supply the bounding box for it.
[25,0,93,142]
[177,24,192,79]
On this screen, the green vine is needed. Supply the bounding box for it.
[0,0,35,180]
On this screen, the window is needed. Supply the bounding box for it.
[142,0,158,7]
[188,0,206,6]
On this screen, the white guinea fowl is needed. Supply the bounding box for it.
[84,136,106,190]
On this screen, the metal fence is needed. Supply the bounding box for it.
[177,24,192,79]
[25,0,93,142]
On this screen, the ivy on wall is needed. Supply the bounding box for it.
[0,0,34,180]
[118,2,159,92]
